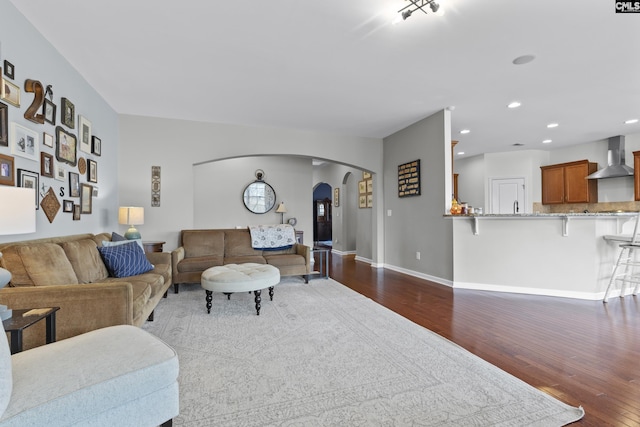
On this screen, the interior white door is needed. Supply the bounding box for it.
[490,178,525,214]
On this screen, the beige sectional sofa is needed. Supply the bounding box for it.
[171,228,311,293]
[0,233,172,351]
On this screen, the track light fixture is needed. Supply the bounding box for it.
[398,0,440,20]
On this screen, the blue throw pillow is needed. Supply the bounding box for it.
[98,241,154,278]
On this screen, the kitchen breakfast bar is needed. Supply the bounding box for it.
[450,213,637,300]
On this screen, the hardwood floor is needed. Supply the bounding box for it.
[318,252,640,426]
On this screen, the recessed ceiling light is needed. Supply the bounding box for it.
[457,151,465,155]
[625,119,639,124]
[542,139,552,144]
[460,129,470,134]
[512,55,536,65]
[547,123,559,128]
[507,101,521,109]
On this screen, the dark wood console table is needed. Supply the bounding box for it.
[2,307,60,354]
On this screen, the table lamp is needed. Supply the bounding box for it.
[0,187,37,320]
[118,206,144,240]
[275,202,287,224]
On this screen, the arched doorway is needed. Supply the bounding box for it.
[313,183,332,246]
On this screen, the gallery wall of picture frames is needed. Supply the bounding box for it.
[358,171,373,209]
[0,48,105,224]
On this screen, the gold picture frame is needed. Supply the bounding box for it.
[359,195,366,208]
[334,188,340,207]
[1,76,20,107]
[358,180,366,194]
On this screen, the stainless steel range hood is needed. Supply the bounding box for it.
[586,135,634,179]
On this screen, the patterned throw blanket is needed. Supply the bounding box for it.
[249,224,296,250]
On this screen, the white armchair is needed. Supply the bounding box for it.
[0,323,179,426]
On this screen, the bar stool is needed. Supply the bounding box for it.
[603,212,640,303]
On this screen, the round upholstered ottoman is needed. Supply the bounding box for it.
[201,263,280,315]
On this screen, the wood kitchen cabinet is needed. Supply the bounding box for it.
[540,160,598,204]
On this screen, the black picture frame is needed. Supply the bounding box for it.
[43,98,56,125]
[69,171,79,197]
[63,199,73,213]
[92,135,101,156]
[0,101,7,147]
[3,60,14,80]
[61,97,75,128]
[55,126,77,166]
[17,168,39,209]
[87,159,97,183]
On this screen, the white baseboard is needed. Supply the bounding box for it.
[331,249,356,257]
[383,264,453,288]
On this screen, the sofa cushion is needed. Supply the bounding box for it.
[61,239,109,284]
[0,322,12,419]
[223,256,266,265]
[98,242,154,278]
[263,253,306,268]
[178,256,223,273]
[111,232,126,241]
[224,230,263,257]
[182,230,224,259]
[0,325,178,426]
[17,244,79,286]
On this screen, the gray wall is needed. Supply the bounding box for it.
[382,109,453,283]
[0,0,119,244]
[118,115,384,254]
[193,156,312,237]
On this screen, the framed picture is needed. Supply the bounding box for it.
[43,132,54,148]
[43,99,56,125]
[0,153,15,186]
[80,183,93,214]
[78,115,92,153]
[367,179,373,193]
[69,171,79,197]
[73,204,81,220]
[0,101,7,146]
[1,78,20,108]
[63,200,73,212]
[40,152,54,178]
[91,135,101,156]
[359,195,366,208]
[363,171,371,180]
[92,186,98,197]
[55,126,77,166]
[61,97,75,128]
[55,163,66,181]
[334,188,340,207]
[87,159,97,183]
[10,122,39,161]
[3,61,14,80]
[358,180,366,195]
[17,169,39,209]
[367,193,373,208]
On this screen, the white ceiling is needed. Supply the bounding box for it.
[8,0,640,158]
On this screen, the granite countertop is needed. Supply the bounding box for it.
[446,212,638,218]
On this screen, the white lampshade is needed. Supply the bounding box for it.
[0,187,37,236]
[275,203,287,214]
[0,187,36,320]
[118,206,144,226]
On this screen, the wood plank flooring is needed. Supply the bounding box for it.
[319,251,640,426]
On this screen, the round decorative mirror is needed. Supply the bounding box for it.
[243,181,276,214]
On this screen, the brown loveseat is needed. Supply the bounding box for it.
[0,233,172,350]
[171,228,311,293]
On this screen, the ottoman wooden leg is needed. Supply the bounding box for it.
[205,290,213,314]
[268,286,274,301]
[253,290,262,316]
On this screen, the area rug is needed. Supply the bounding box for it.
[143,278,584,426]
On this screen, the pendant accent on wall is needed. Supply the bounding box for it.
[152,166,161,207]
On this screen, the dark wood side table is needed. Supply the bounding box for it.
[2,307,60,354]
[142,241,166,254]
